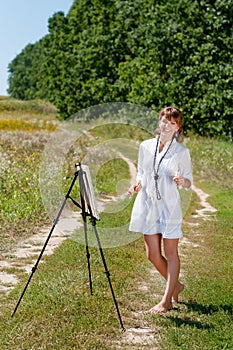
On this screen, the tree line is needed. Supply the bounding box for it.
[7,0,233,139]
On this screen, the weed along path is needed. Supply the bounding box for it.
[0,212,83,295]
[0,154,217,347]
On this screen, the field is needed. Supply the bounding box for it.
[0,97,232,349]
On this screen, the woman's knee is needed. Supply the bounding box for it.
[146,249,163,266]
[164,249,179,262]
[163,239,179,261]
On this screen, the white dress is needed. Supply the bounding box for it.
[129,136,193,238]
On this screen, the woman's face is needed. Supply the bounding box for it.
[159,116,180,141]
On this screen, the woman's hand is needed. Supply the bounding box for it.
[173,176,191,189]
[128,182,142,195]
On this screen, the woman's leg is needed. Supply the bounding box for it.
[144,234,167,279]
[144,235,184,313]
[158,238,181,311]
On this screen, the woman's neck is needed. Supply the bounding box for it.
[159,141,164,153]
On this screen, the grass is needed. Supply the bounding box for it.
[0,100,232,349]
[160,197,233,349]
[0,130,51,249]
[1,239,148,349]
[96,158,131,195]
[0,118,57,132]
[0,96,57,119]
[156,136,233,349]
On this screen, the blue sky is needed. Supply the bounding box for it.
[0,0,74,95]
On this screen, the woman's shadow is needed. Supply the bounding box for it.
[168,300,232,329]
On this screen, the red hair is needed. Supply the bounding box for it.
[155,106,184,142]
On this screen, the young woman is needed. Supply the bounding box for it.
[129,106,192,313]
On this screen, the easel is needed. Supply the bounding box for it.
[12,163,125,331]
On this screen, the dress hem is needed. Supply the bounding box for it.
[129,230,183,239]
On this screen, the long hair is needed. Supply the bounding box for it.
[154,106,184,143]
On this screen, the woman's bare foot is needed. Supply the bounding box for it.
[149,301,172,314]
[172,282,184,303]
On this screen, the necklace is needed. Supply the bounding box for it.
[153,135,175,200]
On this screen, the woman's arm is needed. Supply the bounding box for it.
[128,142,144,195]
[173,149,193,189]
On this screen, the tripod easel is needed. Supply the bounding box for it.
[12,163,125,331]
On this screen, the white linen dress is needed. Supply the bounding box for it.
[129,136,193,238]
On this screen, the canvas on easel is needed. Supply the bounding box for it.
[76,163,99,221]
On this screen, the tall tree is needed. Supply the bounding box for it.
[7,0,233,138]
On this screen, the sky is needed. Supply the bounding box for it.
[0,0,74,96]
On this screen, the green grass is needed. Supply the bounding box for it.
[186,134,233,190]
[0,106,232,349]
[96,158,130,195]
[0,96,57,118]
[0,129,51,249]
[0,99,58,248]
[1,238,148,349]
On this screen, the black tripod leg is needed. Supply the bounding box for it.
[83,215,93,295]
[12,171,79,317]
[92,225,125,331]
